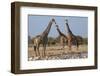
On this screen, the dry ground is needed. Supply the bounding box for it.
[28,45,88,61]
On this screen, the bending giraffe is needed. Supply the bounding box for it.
[33,18,56,58]
[65,19,79,50]
[56,25,67,49]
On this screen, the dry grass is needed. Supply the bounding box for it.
[28,45,88,61]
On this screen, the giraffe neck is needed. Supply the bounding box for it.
[57,27,66,38]
[66,23,73,35]
[41,20,54,38]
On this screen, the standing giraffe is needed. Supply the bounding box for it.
[56,25,67,49]
[33,18,56,58]
[65,19,79,50]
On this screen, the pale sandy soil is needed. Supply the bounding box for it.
[28,45,88,61]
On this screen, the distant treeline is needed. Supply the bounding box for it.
[28,35,88,46]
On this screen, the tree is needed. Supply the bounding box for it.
[48,37,56,46]
[28,36,32,44]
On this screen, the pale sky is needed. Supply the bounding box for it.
[28,15,88,38]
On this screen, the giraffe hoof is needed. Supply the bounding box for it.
[33,56,40,60]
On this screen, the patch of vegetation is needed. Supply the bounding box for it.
[29,35,88,46]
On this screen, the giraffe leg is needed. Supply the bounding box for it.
[34,45,38,57]
[41,44,45,59]
[37,44,40,58]
[76,41,79,51]
[68,40,71,50]
[43,39,48,59]
[43,44,46,58]
[62,43,64,50]
[74,39,79,51]
[62,42,65,51]
[63,39,66,50]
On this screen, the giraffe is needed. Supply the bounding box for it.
[56,25,67,49]
[33,18,56,58]
[65,19,79,50]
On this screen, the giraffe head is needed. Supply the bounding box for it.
[56,25,59,29]
[51,18,56,24]
[65,19,68,24]
[56,25,58,27]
